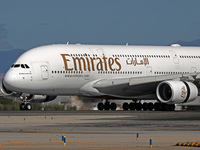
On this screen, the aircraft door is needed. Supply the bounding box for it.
[146,66,152,76]
[169,50,179,64]
[96,48,105,57]
[84,71,91,80]
[41,65,49,80]
[191,67,197,73]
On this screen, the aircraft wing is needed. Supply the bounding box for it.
[92,73,199,98]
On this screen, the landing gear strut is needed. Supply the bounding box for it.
[19,95,32,110]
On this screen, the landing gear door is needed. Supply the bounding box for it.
[41,65,49,80]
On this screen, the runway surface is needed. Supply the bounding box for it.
[0,110,200,150]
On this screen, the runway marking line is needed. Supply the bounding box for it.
[0,137,198,149]
[0,138,147,149]
[0,130,128,134]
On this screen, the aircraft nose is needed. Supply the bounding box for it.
[3,70,16,91]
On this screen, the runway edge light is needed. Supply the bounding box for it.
[136,133,139,141]
[150,139,152,148]
[64,136,66,146]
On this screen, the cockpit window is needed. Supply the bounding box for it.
[25,64,30,68]
[14,64,20,68]
[21,64,25,68]
[11,64,30,69]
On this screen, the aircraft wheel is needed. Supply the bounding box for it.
[104,102,110,110]
[110,102,117,110]
[20,103,25,110]
[147,103,153,111]
[169,104,175,111]
[142,103,148,111]
[122,102,129,110]
[97,102,104,110]
[136,103,142,111]
[25,103,32,110]
[154,103,160,111]
[129,102,136,110]
[162,103,169,111]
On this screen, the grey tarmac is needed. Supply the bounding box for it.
[0,110,200,150]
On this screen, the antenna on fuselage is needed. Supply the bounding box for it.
[67,41,69,45]
[126,43,128,46]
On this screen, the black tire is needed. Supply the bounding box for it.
[122,102,129,110]
[25,104,32,110]
[104,102,110,110]
[142,103,148,111]
[162,103,169,111]
[154,102,160,111]
[169,104,175,111]
[97,102,104,110]
[20,103,25,110]
[129,102,136,111]
[110,103,117,110]
[136,103,142,111]
[147,103,153,111]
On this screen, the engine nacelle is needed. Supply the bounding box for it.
[156,81,198,104]
[0,80,21,96]
[25,95,57,103]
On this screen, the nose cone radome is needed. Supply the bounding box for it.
[3,70,16,91]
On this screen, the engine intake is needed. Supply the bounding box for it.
[156,81,198,104]
[0,80,17,96]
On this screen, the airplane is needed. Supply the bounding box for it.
[1,43,200,111]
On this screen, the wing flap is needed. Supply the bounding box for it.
[92,73,199,98]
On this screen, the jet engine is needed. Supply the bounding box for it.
[0,80,21,96]
[156,80,198,104]
[1,80,57,103]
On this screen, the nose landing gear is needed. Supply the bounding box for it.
[19,95,32,110]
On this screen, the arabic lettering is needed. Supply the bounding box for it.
[126,58,149,66]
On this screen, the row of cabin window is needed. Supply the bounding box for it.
[69,53,171,58]
[179,55,200,58]
[52,71,143,74]
[52,70,190,75]
[70,54,93,57]
[112,54,170,58]
[98,71,143,74]
[52,71,84,74]
[154,71,189,75]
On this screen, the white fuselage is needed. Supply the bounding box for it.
[3,44,200,99]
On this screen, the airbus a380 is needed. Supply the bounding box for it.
[1,43,200,111]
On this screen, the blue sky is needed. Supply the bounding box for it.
[0,0,200,51]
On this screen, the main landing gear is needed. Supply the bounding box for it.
[19,95,32,110]
[97,100,175,111]
[97,100,117,110]
[122,101,175,111]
